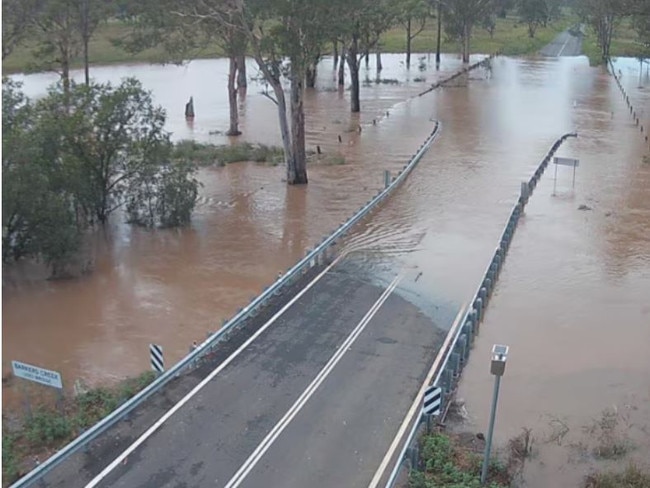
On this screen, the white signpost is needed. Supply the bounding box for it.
[553,156,580,193]
[12,360,63,389]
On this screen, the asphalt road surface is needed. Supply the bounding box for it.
[72,258,444,488]
[539,30,583,57]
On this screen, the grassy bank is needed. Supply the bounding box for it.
[173,141,285,167]
[581,19,649,65]
[173,141,345,167]
[382,14,574,58]
[2,371,156,487]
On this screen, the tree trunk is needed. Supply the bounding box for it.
[83,36,90,86]
[306,63,317,88]
[462,23,471,63]
[236,54,247,88]
[338,50,346,86]
[226,55,241,136]
[333,40,338,68]
[364,48,370,68]
[289,61,307,184]
[376,50,382,72]
[406,18,412,68]
[436,1,442,66]
[347,38,361,113]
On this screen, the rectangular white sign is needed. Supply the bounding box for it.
[12,360,63,389]
[554,157,580,167]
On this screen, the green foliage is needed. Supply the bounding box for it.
[172,140,284,166]
[24,409,74,445]
[410,433,511,488]
[2,432,20,484]
[518,0,550,37]
[2,78,199,274]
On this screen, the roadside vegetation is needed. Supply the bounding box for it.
[2,371,156,487]
[409,431,514,488]
[2,77,199,278]
[585,464,650,488]
[172,141,285,167]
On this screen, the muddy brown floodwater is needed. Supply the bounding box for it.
[2,53,484,409]
[3,54,649,481]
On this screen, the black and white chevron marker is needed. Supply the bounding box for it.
[423,385,442,416]
[150,344,164,373]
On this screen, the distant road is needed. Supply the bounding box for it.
[539,29,583,57]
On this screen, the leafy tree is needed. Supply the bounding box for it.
[2,0,39,60]
[76,0,111,85]
[399,0,431,67]
[337,0,399,112]
[576,0,627,60]
[119,0,247,135]
[2,78,199,277]
[518,0,549,37]
[442,0,495,62]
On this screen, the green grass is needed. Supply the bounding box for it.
[172,141,285,167]
[581,19,650,65]
[410,432,512,488]
[584,464,650,488]
[380,14,575,58]
[2,371,156,487]
[2,21,225,75]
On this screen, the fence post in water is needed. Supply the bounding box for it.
[520,181,530,204]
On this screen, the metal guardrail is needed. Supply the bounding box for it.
[11,122,441,488]
[384,131,578,488]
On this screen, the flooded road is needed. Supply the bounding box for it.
[2,53,484,408]
[447,56,650,487]
[4,50,649,470]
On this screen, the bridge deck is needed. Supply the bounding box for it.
[41,256,444,488]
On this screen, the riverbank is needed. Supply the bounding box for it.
[2,371,156,486]
[2,14,571,75]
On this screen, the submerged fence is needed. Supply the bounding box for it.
[11,122,441,487]
[384,131,578,488]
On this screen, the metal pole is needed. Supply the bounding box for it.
[572,163,576,188]
[435,0,442,67]
[553,161,558,195]
[480,374,502,485]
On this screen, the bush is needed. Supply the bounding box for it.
[3,433,20,484]
[24,409,73,445]
[172,141,284,167]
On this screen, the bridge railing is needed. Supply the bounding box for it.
[383,131,578,488]
[11,122,441,488]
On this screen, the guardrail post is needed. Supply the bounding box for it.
[475,298,484,324]
[458,334,469,362]
[520,181,530,204]
[451,352,461,377]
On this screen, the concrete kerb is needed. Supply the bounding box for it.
[383,132,577,488]
[9,126,443,488]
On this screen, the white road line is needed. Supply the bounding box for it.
[557,34,570,56]
[85,253,349,488]
[367,303,468,488]
[223,273,404,488]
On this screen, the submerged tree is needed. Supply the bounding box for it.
[399,0,431,68]
[2,78,199,277]
[576,0,626,60]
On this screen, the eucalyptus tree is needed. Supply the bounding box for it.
[576,0,627,60]
[337,0,399,112]
[442,0,495,62]
[399,0,432,67]
[518,0,549,37]
[2,0,39,60]
[120,0,247,135]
